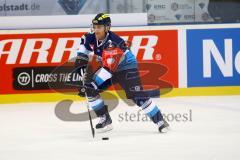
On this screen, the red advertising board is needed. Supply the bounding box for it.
[0,29,178,94]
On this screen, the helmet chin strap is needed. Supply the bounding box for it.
[104,26,110,33]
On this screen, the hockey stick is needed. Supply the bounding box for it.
[82,74,95,138]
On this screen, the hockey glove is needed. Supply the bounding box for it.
[74,53,89,77]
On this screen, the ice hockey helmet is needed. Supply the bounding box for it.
[92,13,111,26]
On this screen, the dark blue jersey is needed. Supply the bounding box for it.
[77,31,137,72]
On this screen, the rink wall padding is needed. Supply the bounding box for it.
[0,24,240,104]
[1,86,240,104]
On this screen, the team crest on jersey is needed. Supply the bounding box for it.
[102,48,124,72]
[58,0,86,15]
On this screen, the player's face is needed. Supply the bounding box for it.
[93,25,106,40]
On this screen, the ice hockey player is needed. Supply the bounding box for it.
[75,13,169,133]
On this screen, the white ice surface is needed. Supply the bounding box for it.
[0,96,240,160]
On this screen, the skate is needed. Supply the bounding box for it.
[95,113,113,133]
[158,119,170,133]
